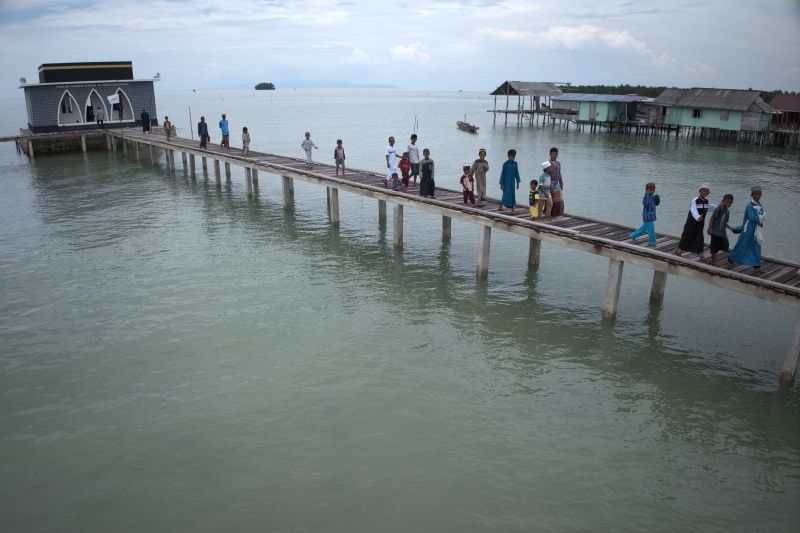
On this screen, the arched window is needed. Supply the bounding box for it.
[85,89,108,123]
[57,90,82,126]
[109,88,134,121]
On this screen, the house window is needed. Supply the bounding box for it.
[720,110,729,121]
[692,109,702,118]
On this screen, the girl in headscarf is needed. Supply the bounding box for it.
[729,186,765,273]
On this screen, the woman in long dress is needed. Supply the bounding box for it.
[729,186,765,272]
[419,148,435,198]
[498,149,520,214]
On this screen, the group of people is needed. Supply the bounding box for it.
[195,114,250,153]
[181,119,767,272]
[630,181,766,271]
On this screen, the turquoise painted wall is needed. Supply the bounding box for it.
[579,101,610,121]
[664,107,744,131]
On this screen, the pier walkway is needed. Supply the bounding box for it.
[94,129,800,383]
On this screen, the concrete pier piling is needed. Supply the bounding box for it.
[602,259,625,321]
[282,175,294,208]
[329,188,340,226]
[393,204,404,248]
[476,225,491,279]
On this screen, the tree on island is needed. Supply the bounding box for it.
[255,82,276,90]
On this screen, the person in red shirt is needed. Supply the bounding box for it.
[398,152,411,192]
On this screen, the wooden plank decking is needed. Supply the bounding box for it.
[107,129,800,309]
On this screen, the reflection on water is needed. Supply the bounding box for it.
[1,91,799,532]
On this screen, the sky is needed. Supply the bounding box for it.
[0,0,798,97]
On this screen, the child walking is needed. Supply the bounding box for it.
[538,161,554,217]
[334,139,346,176]
[675,183,715,257]
[242,127,250,155]
[630,182,661,246]
[460,165,475,205]
[729,187,765,273]
[529,179,540,219]
[705,193,739,265]
[301,131,317,168]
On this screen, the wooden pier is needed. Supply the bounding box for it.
[21,128,800,384]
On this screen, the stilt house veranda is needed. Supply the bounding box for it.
[651,88,776,132]
[19,61,158,133]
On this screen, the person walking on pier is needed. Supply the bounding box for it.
[470,148,489,207]
[675,183,715,257]
[460,165,476,205]
[529,179,541,219]
[728,187,765,273]
[419,148,435,198]
[629,182,660,246]
[219,114,230,149]
[242,127,250,155]
[334,139,346,176]
[498,149,521,214]
[705,193,739,265]
[301,131,317,167]
[163,116,172,141]
[95,106,105,129]
[407,134,420,185]
[537,161,553,217]
[398,152,411,191]
[385,136,399,183]
[198,117,209,149]
[141,109,151,133]
[549,147,565,217]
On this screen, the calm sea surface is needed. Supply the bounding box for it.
[1,90,799,532]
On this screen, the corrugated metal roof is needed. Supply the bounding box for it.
[551,93,650,103]
[652,88,774,112]
[490,81,563,97]
[769,93,800,112]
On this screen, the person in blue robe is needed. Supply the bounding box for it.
[729,186,765,272]
[498,149,521,214]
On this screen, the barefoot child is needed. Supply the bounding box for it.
[419,148,435,198]
[629,182,660,246]
[705,193,739,264]
[301,131,317,168]
[529,179,540,219]
[537,161,553,217]
[242,127,250,155]
[460,165,475,205]
[398,152,411,191]
[334,139,346,176]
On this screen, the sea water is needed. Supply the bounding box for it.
[0,90,799,532]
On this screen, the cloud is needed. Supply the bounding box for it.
[479,24,677,68]
[390,42,432,64]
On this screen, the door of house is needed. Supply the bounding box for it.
[589,102,597,121]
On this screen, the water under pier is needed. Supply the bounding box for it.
[10,129,800,384]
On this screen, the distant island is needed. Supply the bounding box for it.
[255,82,276,90]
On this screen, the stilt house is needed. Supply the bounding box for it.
[652,88,775,132]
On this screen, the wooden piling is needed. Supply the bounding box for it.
[202,156,208,172]
[80,135,87,153]
[225,162,231,179]
[476,225,491,279]
[181,151,188,169]
[602,259,624,321]
[189,154,196,179]
[251,168,259,185]
[214,160,221,185]
[442,216,452,240]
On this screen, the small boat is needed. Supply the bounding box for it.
[457,120,479,133]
